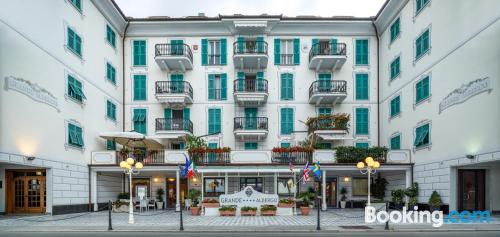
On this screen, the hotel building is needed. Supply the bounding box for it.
[0,0,498,215]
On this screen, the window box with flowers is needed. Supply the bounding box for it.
[260,205,277,216]
[271,146,313,164]
[202,198,220,208]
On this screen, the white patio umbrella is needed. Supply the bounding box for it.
[100,131,164,150]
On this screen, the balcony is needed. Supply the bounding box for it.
[308,80,347,105]
[233,41,268,70]
[271,147,313,165]
[155,81,193,106]
[155,118,193,139]
[154,44,193,71]
[233,79,268,106]
[306,114,350,141]
[308,42,347,71]
[233,117,268,141]
[189,148,231,166]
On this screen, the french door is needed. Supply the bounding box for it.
[12,175,46,213]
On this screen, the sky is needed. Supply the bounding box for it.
[114,0,386,18]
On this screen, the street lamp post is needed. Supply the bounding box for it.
[356,157,380,206]
[119,157,144,224]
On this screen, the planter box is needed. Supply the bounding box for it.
[113,204,129,213]
[278,203,295,208]
[240,210,257,216]
[203,203,220,208]
[219,210,236,216]
[261,211,276,216]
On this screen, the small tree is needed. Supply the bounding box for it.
[340,187,348,201]
[156,188,164,201]
[428,191,442,210]
[298,190,316,207]
[187,188,202,206]
[405,183,419,207]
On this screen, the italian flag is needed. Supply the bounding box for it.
[187,161,195,179]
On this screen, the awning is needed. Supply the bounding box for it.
[99,131,164,150]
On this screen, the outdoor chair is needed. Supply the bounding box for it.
[184,199,192,210]
[138,199,148,212]
[147,198,156,211]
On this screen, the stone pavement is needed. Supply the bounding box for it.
[0,209,499,232]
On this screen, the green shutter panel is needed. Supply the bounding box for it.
[220,38,227,65]
[256,71,264,91]
[280,108,286,134]
[164,108,171,130]
[208,74,215,99]
[293,38,300,65]
[274,38,280,65]
[201,39,208,65]
[256,36,264,53]
[355,108,369,135]
[312,38,319,55]
[183,108,190,130]
[330,38,337,55]
[423,77,430,98]
[220,73,227,100]
[237,72,245,91]
[208,109,214,134]
[237,37,244,53]
[215,109,221,133]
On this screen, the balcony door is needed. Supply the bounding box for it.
[170,40,184,55]
[244,108,257,129]
[458,169,485,211]
[245,74,256,92]
[171,109,184,130]
[318,73,332,92]
[170,74,184,93]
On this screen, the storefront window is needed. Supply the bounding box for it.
[352,177,368,196]
[240,177,263,192]
[204,178,225,197]
[277,177,296,196]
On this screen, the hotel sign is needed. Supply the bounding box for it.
[4,76,60,112]
[219,186,279,207]
[439,77,492,114]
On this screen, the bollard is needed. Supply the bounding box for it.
[316,181,321,231]
[179,206,184,231]
[385,201,389,230]
[108,200,113,231]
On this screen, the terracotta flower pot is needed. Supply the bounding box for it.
[191,206,200,216]
[240,210,257,216]
[261,211,276,216]
[219,210,236,216]
[300,206,310,216]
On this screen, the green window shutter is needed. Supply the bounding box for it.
[390,96,401,117]
[220,73,227,100]
[164,108,171,119]
[256,36,264,53]
[293,38,300,65]
[318,73,332,91]
[208,74,215,100]
[106,100,116,120]
[390,18,400,42]
[170,40,184,55]
[133,109,147,134]
[281,142,291,148]
[355,108,369,135]
[215,109,221,134]
[106,140,116,150]
[414,123,430,147]
[355,142,369,149]
[318,108,331,116]
[312,38,319,55]
[416,76,430,103]
[133,75,146,101]
[208,143,218,149]
[106,25,116,47]
[70,0,81,11]
[355,39,368,65]
[237,72,245,91]
[330,38,338,55]
[256,71,264,91]
[237,37,245,53]
[355,73,368,100]
[416,30,430,60]
[133,40,146,66]
[106,63,116,84]
[416,0,429,14]
[390,135,401,150]
[280,73,293,100]
[274,38,280,65]
[244,143,258,150]
[75,126,84,146]
[68,123,84,147]
[280,108,293,135]
[390,57,400,80]
[67,28,82,56]
[183,108,190,131]
[208,108,221,134]
[201,39,208,65]
[220,38,227,65]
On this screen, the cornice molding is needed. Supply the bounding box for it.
[374,0,409,35]
[91,0,128,35]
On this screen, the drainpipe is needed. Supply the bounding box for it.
[87,165,92,211]
[371,21,380,147]
[122,22,130,132]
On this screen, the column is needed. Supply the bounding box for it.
[224,173,228,194]
[322,170,327,211]
[293,173,297,198]
[274,173,278,194]
[90,170,98,211]
[405,168,412,204]
[176,169,180,212]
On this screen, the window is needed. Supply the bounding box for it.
[133,40,146,66]
[415,76,430,103]
[68,123,84,148]
[106,100,116,121]
[355,73,369,100]
[69,0,81,12]
[415,29,430,60]
[133,109,147,134]
[280,73,294,100]
[244,143,258,150]
[204,178,225,197]
[318,73,331,92]
[355,142,369,148]
[318,108,331,116]
[355,108,369,135]
[274,38,300,65]
[280,108,294,135]
[106,63,116,84]
[390,17,401,42]
[355,39,368,65]
[352,178,368,196]
[208,108,221,134]
[390,95,401,118]
[106,25,116,48]
[208,74,227,100]
[67,27,82,57]
[390,134,401,150]
[240,177,263,192]
[208,40,221,65]
[277,177,296,196]
[67,74,86,102]
[280,142,291,148]
[414,123,430,148]
[416,0,430,15]
[317,143,332,149]
[106,140,116,150]
[133,75,146,101]
[201,39,227,65]
[390,56,400,80]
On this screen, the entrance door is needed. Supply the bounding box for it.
[8,171,46,213]
[244,108,257,129]
[458,169,485,211]
[166,178,188,208]
[326,178,337,207]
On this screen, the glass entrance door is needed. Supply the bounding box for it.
[458,169,485,211]
[326,178,337,207]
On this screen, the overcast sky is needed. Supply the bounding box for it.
[114,0,386,18]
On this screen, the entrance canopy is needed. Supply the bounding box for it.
[99,131,164,150]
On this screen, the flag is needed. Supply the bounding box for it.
[182,155,190,177]
[289,159,294,174]
[302,162,310,184]
[187,161,196,179]
[313,162,321,179]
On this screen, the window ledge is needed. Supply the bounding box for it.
[65,94,86,106]
[413,95,432,110]
[414,143,432,152]
[390,72,401,82]
[389,33,401,48]
[389,112,401,121]
[65,45,84,62]
[414,47,432,65]
[65,143,85,152]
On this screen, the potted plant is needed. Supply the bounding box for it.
[112,200,129,212]
[155,188,165,210]
[187,189,202,215]
[240,206,257,216]
[428,190,442,212]
[218,205,236,216]
[278,198,295,208]
[119,147,130,157]
[340,187,348,209]
[298,190,315,216]
[260,205,277,216]
[391,189,405,210]
[202,198,220,208]
[405,183,419,210]
[117,192,130,202]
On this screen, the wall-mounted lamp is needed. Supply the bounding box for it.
[26,156,36,161]
[153,177,159,182]
[192,177,197,182]
[466,154,475,159]
[168,178,175,182]
[343,176,350,182]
